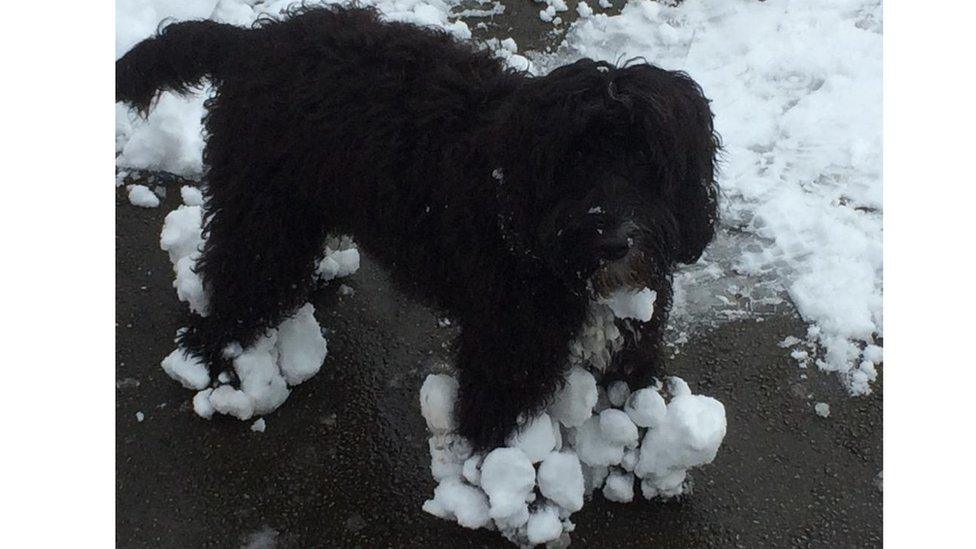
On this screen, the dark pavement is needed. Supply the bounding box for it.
[117,178,881,548]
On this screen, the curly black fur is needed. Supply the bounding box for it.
[116,5,719,449]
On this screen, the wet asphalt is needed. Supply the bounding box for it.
[116,3,881,547]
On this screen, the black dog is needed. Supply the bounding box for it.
[116,5,719,449]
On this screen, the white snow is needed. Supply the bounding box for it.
[576,1,593,19]
[135,411,145,422]
[180,185,203,206]
[316,247,361,283]
[602,470,635,503]
[606,380,630,407]
[421,370,725,545]
[549,0,883,394]
[418,291,726,545]
[250,418,266,432]
[156,195,355,421]
[537,451,585,512]
[276,303,328,385]
[422,477,492,529]
[598,408,639,447]
[505,412,557,464]
[127,184,160,208]
[480,448,536,525]
[420,374,459,434]
[624,387,667,428]
[160,346,209,390]
[815,402,831,417]
[548,366,598,428]
[526,505,563,545]
[635,393,727,498]
[598,287,655,322]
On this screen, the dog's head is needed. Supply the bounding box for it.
[493,59,720,297]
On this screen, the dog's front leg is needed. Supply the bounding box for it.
[613,284,673,387]
[454,290,587,451]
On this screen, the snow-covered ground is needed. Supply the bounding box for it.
[540,0,883,394]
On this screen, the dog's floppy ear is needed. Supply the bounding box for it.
[621,65,720,264]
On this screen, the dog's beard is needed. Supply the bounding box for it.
[588,245,653,298]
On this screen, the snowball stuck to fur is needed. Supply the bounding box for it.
[208,385,254,420]
[599,409,639,447]
[192,388,214,419]
[575,415,624,467]
[607,380,631,407]
[232,332,290,415]
[423,477,492,529]
[635,394,726,493]
[599,287,656,322]
[180,184,204,206]
[537,451,585,512]
[624,387,667,428]
[160,347,210,390]
[276,303,328,385]
[603,470,636,503]
[316,248,361,282]
[480,448,536,523]
[420,374,459,434]
[549,366,598,427]
[527,505,563,545]
[506,412,557,463]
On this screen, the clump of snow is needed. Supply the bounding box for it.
[548,0,883,395]
[155,196,357,421]
[127,184,160,208]
[420,374,459,434]
[548,366,598,428]
[506,413,558,464]
[135,411,145,422]
[420,294,727,544]
[421,368,725,545]
[160,346,210,390]
[598,287,655,322]
[480,448,537,526]
[161,302,329,421]
[251,418,267,432]
[180,185,204,206]
[635,392,726,498]
[576,1,593,19]
[815,402,831,418]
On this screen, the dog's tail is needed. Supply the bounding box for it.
[116,20,246,114]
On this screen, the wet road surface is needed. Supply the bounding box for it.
[117,179,881,548]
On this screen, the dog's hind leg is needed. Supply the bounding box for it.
[177,176,329,378]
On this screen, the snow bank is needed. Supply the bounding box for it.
[421,297,727,546]
[156,200,358,420]
[545,0,883,394]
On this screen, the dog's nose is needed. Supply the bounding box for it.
[595,236,631,261]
